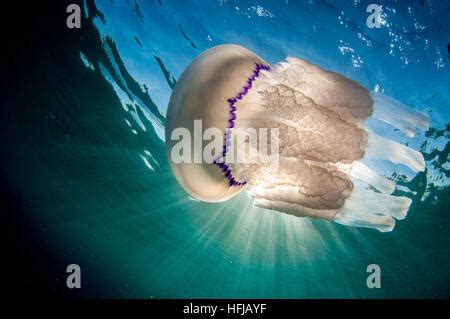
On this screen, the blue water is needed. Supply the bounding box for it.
[3,0,449,298]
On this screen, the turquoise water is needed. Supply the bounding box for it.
[2,0,449,298]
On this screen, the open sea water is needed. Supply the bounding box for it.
[2,0,449,298]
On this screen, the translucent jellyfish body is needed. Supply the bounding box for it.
[165,44,429,231]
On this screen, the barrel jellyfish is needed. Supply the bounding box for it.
[165,44,429,232]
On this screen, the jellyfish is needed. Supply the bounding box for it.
[165,44,429,232]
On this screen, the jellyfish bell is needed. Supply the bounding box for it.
[166,44,269,202]
[165,44,429,231]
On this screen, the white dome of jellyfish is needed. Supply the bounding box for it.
[165,44,429,232]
